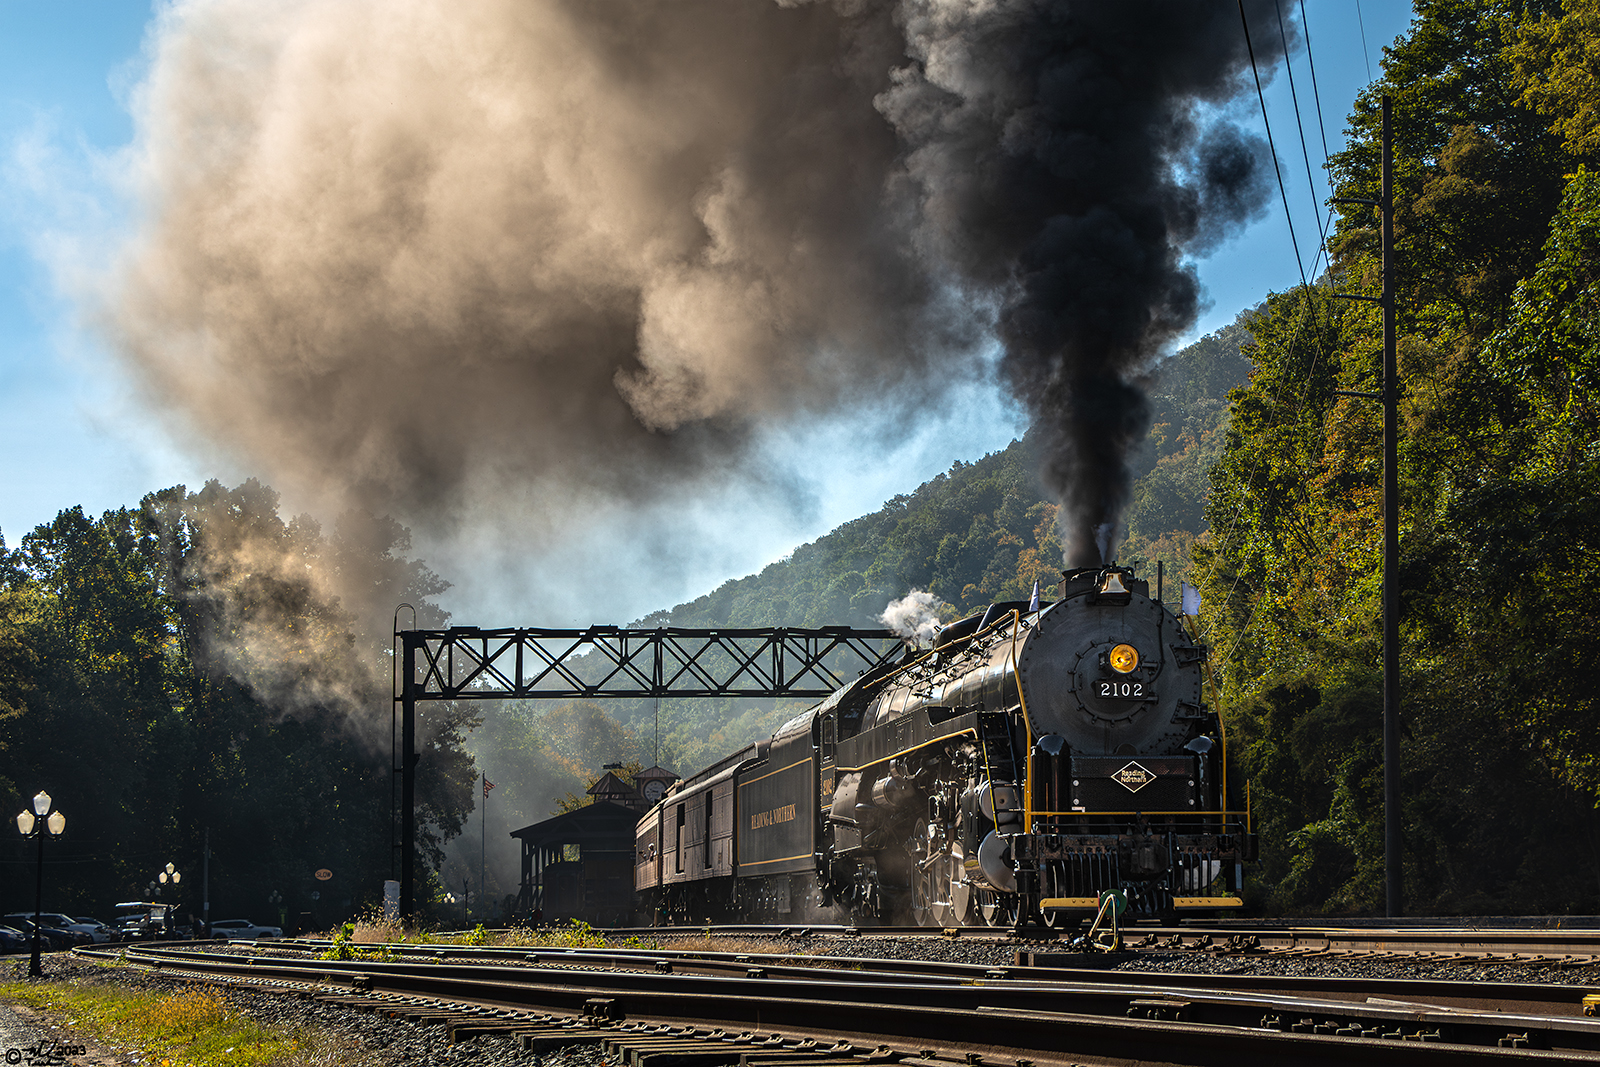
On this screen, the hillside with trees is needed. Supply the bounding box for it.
[1195,0,1600,914]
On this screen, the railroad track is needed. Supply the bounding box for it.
[72,938,1600,1063]
[577,922,1600,965]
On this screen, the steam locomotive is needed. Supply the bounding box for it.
[634,564,1254,927]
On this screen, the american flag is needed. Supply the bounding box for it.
[483,776,495,798]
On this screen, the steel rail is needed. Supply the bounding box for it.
[80,943,1600,1058]
[259,938,1600,1015]
[520,921,1600,960]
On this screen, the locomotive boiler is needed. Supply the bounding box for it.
[634,564,1254,927]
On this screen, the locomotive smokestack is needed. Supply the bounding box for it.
[877,1,1288,567]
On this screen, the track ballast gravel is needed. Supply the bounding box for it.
[6,931,1600,1066]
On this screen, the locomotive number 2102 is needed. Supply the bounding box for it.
[1098,680,1145,698]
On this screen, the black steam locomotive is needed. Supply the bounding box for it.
[634,564,1253,927]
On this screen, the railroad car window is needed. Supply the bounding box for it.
[675,803,685,873]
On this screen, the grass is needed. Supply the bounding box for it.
[0,978,303,1067]
[322,915,819,957]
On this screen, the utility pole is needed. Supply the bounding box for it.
[400,631,418,921]
[202,826,210,936]
[1380,94,1401,919]
[1335,94,1401,918]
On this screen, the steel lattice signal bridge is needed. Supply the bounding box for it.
[393,625,900,917]
[403,625,898,700]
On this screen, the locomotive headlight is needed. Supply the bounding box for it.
[1109,643,1140,673]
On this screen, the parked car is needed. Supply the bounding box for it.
[208,918,283,940]
[73,917,117,944]
[36,912,102,944]
[1,918,80,952]
[0,925,30,954]
[1,913,92,947]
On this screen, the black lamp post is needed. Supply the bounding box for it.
[158,863,183,936]
[15,790,66,978]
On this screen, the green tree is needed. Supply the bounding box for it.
[1197,0,1600,914]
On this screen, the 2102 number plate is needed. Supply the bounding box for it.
[1097,679,1146,699]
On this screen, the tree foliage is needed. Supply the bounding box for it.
[0,483,471,925]
[1197,0,1600,915]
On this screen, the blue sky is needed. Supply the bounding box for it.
[0,1,1417,619]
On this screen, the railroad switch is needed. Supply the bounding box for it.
[655,960,674,973]
[746,967,767,978]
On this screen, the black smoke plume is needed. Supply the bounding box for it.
[876,1,1285,565]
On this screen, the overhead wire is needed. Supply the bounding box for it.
[1299,0,1333,164]
[1356,0,1374,83]
[1206,1,1353,670]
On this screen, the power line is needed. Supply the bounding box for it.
[1240,0,1309,290]
[1298,0,1333,164]
[1356,0,1374,83]
[1274,0,1335,269]
[1201,3,1354,667]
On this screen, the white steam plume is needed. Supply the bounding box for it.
[880,589,945,647]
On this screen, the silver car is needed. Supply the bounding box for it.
[208,918,282,939]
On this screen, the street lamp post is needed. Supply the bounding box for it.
[158,863,183,936]
[15,791,66,978]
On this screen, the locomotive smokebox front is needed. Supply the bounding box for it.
[1017,568,1205,758]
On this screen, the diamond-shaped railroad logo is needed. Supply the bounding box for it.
[1112,761,1154,792]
